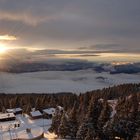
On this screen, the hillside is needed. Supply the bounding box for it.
[0,83,139,139]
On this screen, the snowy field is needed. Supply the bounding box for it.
[0,99,120,140]
[0,70,140,94]
[0,113,56,140]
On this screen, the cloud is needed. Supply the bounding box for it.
[78,44,119,50]
[72,54,100,57]
[33,49,117,55]
[0,34,17,41]
[78,43,140,54]
[0,10,59,26]
[1,47,139,65]
[0,0,140,55]
[2,48,101,63]
[2,46,139,64]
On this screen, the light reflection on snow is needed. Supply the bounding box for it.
[44,132,57,140]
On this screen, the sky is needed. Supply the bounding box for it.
[0,0,140,63]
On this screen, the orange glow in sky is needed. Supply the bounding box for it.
[0,45,8,54]
[0,35,17,41]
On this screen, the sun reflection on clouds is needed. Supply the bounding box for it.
[0,43,8,54]
[0,35,17,41]
[0,47,7,54]
[0,34,17,55]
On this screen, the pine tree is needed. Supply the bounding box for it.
[67,103,78,138]
[84,127,96,140]
[76,119,89,139]
[49,107,63,134]
[25,103,32,114]
[76,98,101,139]
[132,128,140,140]
[98,101,110,128]
[58,113,69,138]
[2,106,6,113]
[128,94,139,120]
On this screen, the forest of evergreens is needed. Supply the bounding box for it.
[0,83,140,140]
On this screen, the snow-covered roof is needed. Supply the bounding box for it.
[6,108,22,113]
[43,108,55,115]
[57,106,63,111]
[30,110,42,117]
[0,113,15,119]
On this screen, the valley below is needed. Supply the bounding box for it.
[0,70,140,94]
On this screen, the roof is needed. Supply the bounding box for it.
[6,108,22,113]
[57,106,63,111]
[0,113,15,119]
[30,110,42,117]
[43,108,55,115]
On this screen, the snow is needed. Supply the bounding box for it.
[98,99,117,119]
[57,106,63,111]
[0,112,55,140]
[43,108,55,115]
[0,70,139,94]
[98,98,104,103]
[1,126,44,140]
[0,106,58,140]
[6,108,22,113]
[17,126,43,140]
[44,132,57,139]
[0,113,15,120]
[108,100,118,118]
[28,118,52,127]
[0,120,19,132]
[30,111,42,117]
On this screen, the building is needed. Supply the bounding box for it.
[30,110,43,119]
[6,108,22,115]
[42,108,55,119]
[0,113,16,122]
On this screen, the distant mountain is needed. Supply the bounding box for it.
[0,60,140,74]
[0,61,95,73]
[110,63,140,74]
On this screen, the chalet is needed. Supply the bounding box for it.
[42,108,55,119]
[6,108,22,115]
[30,110,43,119]
[0,113,16,122]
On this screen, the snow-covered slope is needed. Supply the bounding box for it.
[0,70,139,94]
[0,113,54,140]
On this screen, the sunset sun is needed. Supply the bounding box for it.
[0,46,7,54]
